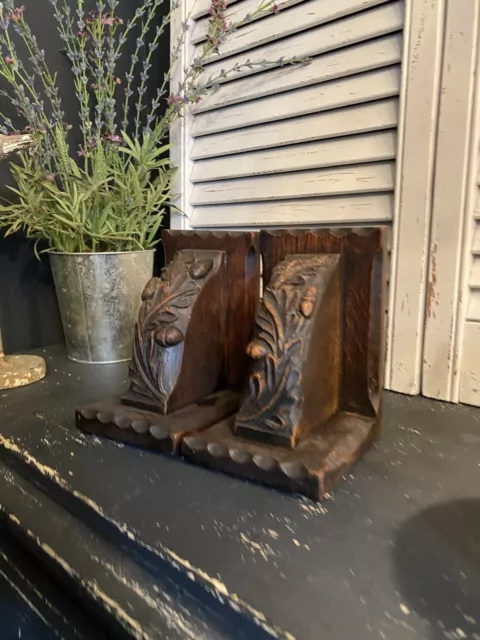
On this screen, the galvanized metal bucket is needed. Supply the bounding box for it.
[50,251,154,364]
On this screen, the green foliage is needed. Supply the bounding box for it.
[0,0,301,254]
[0,130,174,253]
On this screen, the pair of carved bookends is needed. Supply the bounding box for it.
[76,228,386,501]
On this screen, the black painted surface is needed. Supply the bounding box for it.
[0,462,252,640]
[0,528,105,639]
[0,569,57,640]
[0,347,480,639]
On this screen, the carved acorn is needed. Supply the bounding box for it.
[300,286,317,318]
[141,277,160,301]
[247,340,268,359]
[189,259,213,280]
[154,325,185,348]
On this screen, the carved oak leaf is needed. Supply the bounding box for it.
[157,311,178,324]
[171,295,194,309]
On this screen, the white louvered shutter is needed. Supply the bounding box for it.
[182,0,404,229]
[170,0,420,389]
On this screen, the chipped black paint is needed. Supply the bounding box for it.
[0,347,480,639]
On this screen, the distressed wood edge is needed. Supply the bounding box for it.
[170,0,195,229]
[451,19,480,404]
[182,413,379,502]
[386,0,445,394]
[422,1,480,401]
[0,435,295,640]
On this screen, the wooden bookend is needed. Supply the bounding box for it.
[182,228,387,501]
[76,231,260,454]
[235,253,342,449]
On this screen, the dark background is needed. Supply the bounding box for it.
[0,0,170,353]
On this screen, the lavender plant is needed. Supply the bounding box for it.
[0,0,304,253]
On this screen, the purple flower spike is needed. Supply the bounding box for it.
[8,6,25,22]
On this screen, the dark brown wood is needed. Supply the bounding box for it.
[182,227,387,500]
[77,391,240,454]
[183,412,377,501]
[235,253,342,449]
[76,231,261,453]
[124,248,226,414]
[163,231,260,390]
[260,228,387,419]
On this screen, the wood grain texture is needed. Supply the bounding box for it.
[124,249,226,415]
[182,412,377,501]
[422,0,480,401]
[163,231,260,389]
[260,228,387,417]
[191,67,402,136]
[190,196,394,227]
[196,35,403,113]
[182,226,387,501]
[77,391,240,455]
[76,232,261,453]
[195,3,404,93]
[235,254,342,449]
[191,162,396,205]
[387,0,446,395]
[191,99,399,159]
[191,131,397,182]
[195,0,392,62]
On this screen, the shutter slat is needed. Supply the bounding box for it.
[191,161,396,204]
[192,66,401,136]
[191,131,397,181]
[192,0,305,43]
[194,0,392,60]
[196,2,404,88]
[191,99,399,159]
[190,194,394,226]
[188,0,404,232]
[467,292,480,322]
[465,219,480,320]
[192,0,238,19]
[470,258,480,288]
[472,222,480,253]
[195,33,403,113]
